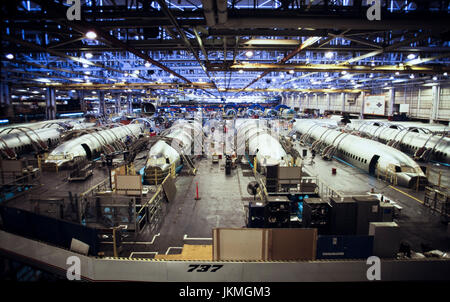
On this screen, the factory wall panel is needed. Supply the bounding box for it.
[439,87,450,120]
[417,87,432,118]
[287,86,449,121]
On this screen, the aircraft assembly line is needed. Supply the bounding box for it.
[0,108,449,282]
[1,0,449,285]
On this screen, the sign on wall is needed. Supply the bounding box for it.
[399,104,410,114]
[364,95,386,115]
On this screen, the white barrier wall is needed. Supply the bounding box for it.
[1,230,449,282]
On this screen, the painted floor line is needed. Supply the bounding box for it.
[389,185,424,205]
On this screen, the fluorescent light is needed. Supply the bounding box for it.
[84,71,91,75]
[245,50,254,58]
[395,72,400,75]
[85,53,93,59]
[410,74,415,79]
[238,69,243,74]
[35,78,51,83]
[433,76,438,81]
[325,52,334,59]
[83,63,89,68]
[289,70,294,74]
[341,71,347,75]
[145,62,151,68]
[86,31,97,40]
[407,54,416,60]
[6,54,14,60]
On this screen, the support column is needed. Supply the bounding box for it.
[115,94,121,114]
[430,84,440,123]
[98,91,106,116]
[417,88,421,118]
[0,82,4,104]
[360,91,366,119]
[78,90,86,113]
[388,88,395,118]
[341,92,345,113]
[315,93,318,114]
[127,93,133,114]
[326,93,331,112]
[1,83,14,119]
[306,94,310,110]
[45,87,56,120]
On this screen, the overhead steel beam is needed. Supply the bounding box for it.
[221,88,368,93]
[1,35,137,81]
[8,58,111,81]
[29,0,191,84]
[1,68,80,82]
[217,15,449,30]
[201,0,216,26]
[216,0,228,24]
[157,0,220,96]
[9,82,215,90]
[213,63,450,74]
[238,36,332,91]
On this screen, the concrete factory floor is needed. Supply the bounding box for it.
[3,148,449,258]
[296,143,450,253]
[127,158,253,257]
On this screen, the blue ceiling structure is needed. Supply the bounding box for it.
[1,0,450,103]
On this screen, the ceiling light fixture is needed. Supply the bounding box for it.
[245,50,254,58]
[325,52,334,59]
[85,53,93,59]
[407,54,416,60]
[6,54,14,60]
[86,31,97,40]
[145,62,151,68]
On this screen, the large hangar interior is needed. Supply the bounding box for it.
[0,0,449,283]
